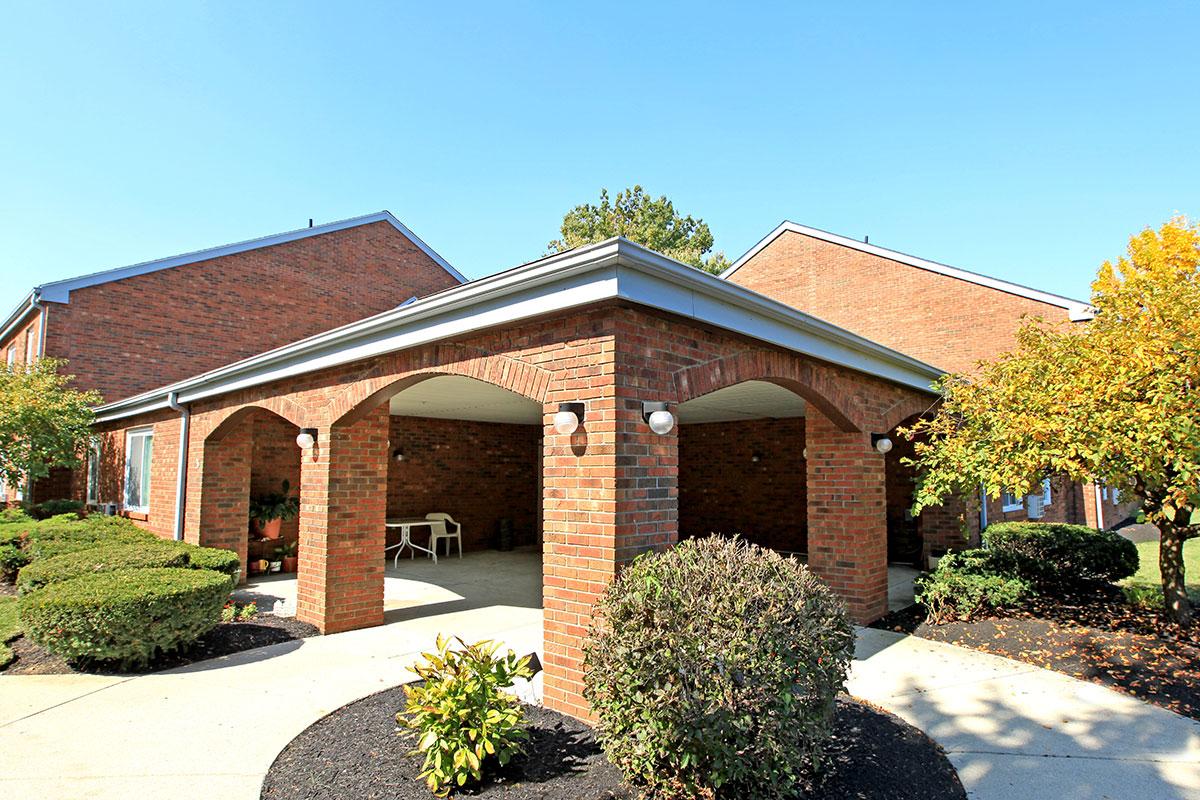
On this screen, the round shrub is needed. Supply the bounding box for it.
[982,521,1138,587]
[0,543,28,582]
[584,536,854,800]
[16,543,190,594]
[18,568,230,668]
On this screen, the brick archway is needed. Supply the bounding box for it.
[674,350,866,432]
[328,345,551,428]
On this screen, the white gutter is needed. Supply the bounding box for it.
[93,239,946,424]
[30,291,47,358]
[166,391,190,541]
[1093,481,1105,530]
[0,292,37,347]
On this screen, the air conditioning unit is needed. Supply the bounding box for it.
[103,503,119,516]
[1025,493,1045,519]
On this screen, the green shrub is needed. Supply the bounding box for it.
[0,596,18,668]
[915,550,1032,623]
[18,568,230,668]
[983,521,1139,587]
[16,543,190,594]
[399,635,532,796]
[0,507,32,525]
[23,515,156,561]
[584,536,854,800]
[30,499,84,520]
[0,543,30,582]
[178,545,241,583]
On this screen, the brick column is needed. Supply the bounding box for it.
[196,416,253,579]
[805,408,888,623]
[296,405,389,634]
[541,388,680,720]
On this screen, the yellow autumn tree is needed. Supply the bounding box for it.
[906,216,1200,623]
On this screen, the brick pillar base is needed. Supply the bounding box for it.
[805,409,887,623]
[296,405,389,634]
[198,415,253,580]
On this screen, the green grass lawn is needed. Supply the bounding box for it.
[0,596,17,668]
[1123,538,1200,601]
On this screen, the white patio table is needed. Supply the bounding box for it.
[385,517,442,566]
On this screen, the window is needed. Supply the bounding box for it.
[1042,478,1053,506]
[5,347,13,368]
[25,331,35,364]
[87,442,101,505]
[123,428,154,512]
[1001,489,1023,512]
[1111,486,1120,504]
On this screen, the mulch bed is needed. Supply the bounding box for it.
[260,685,965,800]
[2,614,318,675]
[875,584,1200,720]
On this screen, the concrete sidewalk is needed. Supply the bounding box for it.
[850,628,1200,800]
[2,622,1198,799]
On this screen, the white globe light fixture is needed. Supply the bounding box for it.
[642,401,676,436]
[871,433,893,454]
[295,428,318,450]
[554,403,585,436]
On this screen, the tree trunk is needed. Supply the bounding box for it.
[1160,522,1193,625]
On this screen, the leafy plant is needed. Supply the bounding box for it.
[0,507,32,525]
[221,600,258,623]
[18,567,230,668]
[0,358,101,490]
[16,542,190,594]
[982,521,1138,588]
[914,550,1032,623]
[905,216,1200,623]
[275,540,298,558]
[584,536,854,800]
[29,498,84,520]
[0,543,29,582]
[398,635,532,797]
[249,480,300,525]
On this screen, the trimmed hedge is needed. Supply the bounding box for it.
[16,543,190,594]
[180,545,241,582]
[584,536,854,799]
[18,568,230,667]
[983,521,1139,587]
[30,499,84,520]
[915,550,1032,623]
[22,516,157,561]
[0,543,30,582]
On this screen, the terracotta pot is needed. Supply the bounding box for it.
[261,518,283,540]
[282,556,298,573]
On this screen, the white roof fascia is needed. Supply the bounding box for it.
[33,211,464,305]
[94,239,944,424]
[0,292,37,344]
[722,221,1096,321]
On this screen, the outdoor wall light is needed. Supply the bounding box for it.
[392,447,405,463]
[295,428,318,450]
[642,401,675,436]
[871,433,893,454]
[553,402,585,436]
[751,451,763,464]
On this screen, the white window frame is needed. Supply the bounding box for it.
[1001,489,1023,513]
[123,427,154,513]
[1042,478,1053,506]
[25,331,35,364]
[87,441,101,505]
[5,347,14,368]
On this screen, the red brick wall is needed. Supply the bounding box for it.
[678,418,807,552]
[0,311,44,368]
[729,230,1079,375]
[39,220,460,404]
[386,415,540,553]
[250,412,302,544]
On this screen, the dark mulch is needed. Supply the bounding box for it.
[874,584,1200,720]
[261,685,965,800]
[2,614,318,675]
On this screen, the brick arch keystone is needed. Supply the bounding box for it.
[330,345,553,427]
[673,350,865,432]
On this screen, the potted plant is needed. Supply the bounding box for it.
[277,540,299,573]
[249,480,300,541]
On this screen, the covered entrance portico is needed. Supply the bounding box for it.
[92,238,945,718]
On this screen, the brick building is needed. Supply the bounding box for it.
[0,211,464,504]
[722,221,1138,546]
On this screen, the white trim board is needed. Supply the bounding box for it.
[94,238,945,424]
[722,221,1095,321]
[20,211,464,308]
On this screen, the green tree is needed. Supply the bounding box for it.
[905,217,1200,623]
[548,185,732,274]
[0,359,100,493]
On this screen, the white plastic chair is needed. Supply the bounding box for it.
[425,513,462,558]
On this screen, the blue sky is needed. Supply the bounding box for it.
[1,1,1196,313]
